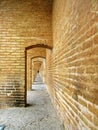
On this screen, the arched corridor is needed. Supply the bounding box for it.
[0,0,98,130]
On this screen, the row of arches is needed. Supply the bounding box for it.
[25,44,52,105]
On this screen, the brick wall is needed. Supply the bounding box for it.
[0,0,98,129]
[46,0,98,129]
[39,61,46,83]
[0,0,52,108]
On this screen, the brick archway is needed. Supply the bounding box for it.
[26,44,52,50]
[25,44,52,106]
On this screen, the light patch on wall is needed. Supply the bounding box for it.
[91,0,98,12]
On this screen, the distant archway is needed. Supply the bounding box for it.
[32,57,46,86]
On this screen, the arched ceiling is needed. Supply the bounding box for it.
[32,57,45,69]
[27,47,46,59]
[32,57,45,62]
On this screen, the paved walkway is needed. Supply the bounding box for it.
[0,74,64,130]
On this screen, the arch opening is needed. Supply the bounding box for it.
[25,44,52,106]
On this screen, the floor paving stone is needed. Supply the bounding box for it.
[0,82,64,130]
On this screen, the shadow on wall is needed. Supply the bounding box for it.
[0,75,24,107]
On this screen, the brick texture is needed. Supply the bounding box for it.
[0,0,52,108]
[0,0,98,129]
[46,0,98,129]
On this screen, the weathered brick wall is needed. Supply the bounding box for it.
[39,60,46,83]
[46,0,98,129]
[46,49,55,101]
[0,0,52,108]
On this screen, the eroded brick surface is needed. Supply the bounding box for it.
[46,0,98,129]
[0,0,98,130]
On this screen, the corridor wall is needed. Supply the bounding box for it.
[46,0,98,129]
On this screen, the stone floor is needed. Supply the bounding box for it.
[0,77,64,130]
